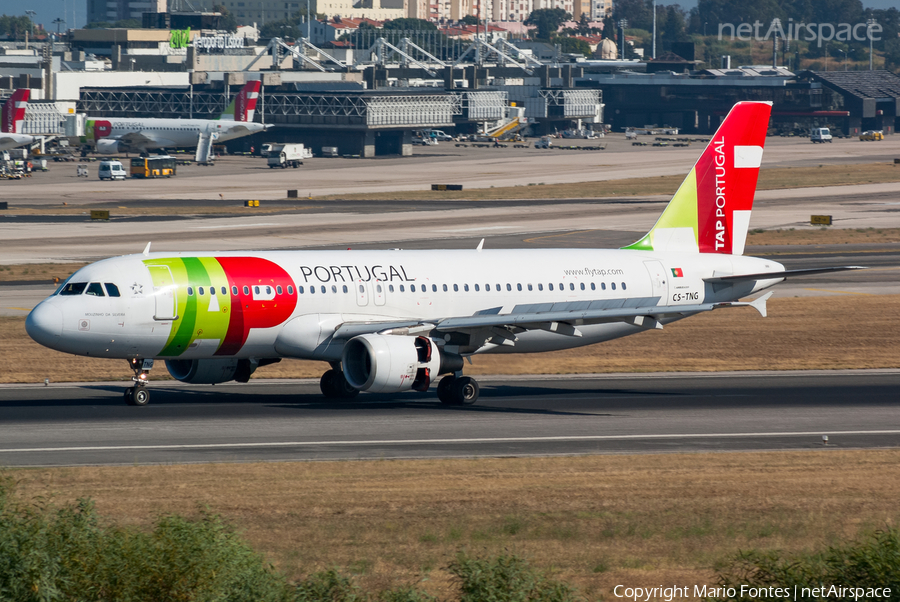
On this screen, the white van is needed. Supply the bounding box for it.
[98,160,127,180]
[810,127,833,143]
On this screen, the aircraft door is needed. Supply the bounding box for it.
[373,280,385,306]
[356,279,369,307]
[643,260,669,303]
[147,265,178,320]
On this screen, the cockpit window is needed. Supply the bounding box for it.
[60,282,87,296]
[85,282,105,297]
[105,283,121,297]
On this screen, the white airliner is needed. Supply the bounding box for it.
[81,80,267,155]
[27,101,860,406]
[0,89,35,151]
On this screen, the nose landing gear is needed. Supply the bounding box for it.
[125,358,154,406]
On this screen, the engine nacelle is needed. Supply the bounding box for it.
[342,334,444,394]
[95,139,123,155]
[165,358,257,384]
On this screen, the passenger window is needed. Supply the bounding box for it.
[389,285,395,293]
[298,286,303,294]
[507,284,512,291]
[254,286,260,295]
[528,284,533,291]
[464,284,469,292]
[221,287,227,295]
[580,283,585,290]
[591,283,596,291]
[601,282,606,291]
[496,284,501,291]
[85,282,105,297]
[485,284,490,291]
[276,286,283,294]
[187,286,194,296]
[569,283,575,291]
[517,284,522,291]
[104,283,121,297]
[320,286,326,294]
[344,285,350,293]
[548,283,553,291]
[266,286,272,295]
[611,282,617,290]
[288,286,294,295]
[538,284,543,291]
[199,287,205,295]
[359,284,365,293]
[443,284,448,292]
[329,285,335,293]
[310,286,315,294]
[232,286,238,295]
[622,282,627,290]
[475,284,480,292]
[432,284,437,292]
[400,285,405,292]
[453,284,458,292]
[559,283,564,290]
[209,287,216,296]
[411,284,416,292]
[243,286,249,295]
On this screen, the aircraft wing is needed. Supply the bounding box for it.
[117,132,174,150]
[0,134,33,151]
[331,294,773,342]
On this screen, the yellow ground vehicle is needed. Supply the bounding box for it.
[130,156,176,178]
[859,130,884,141]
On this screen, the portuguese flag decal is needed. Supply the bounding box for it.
[671,268,684,278]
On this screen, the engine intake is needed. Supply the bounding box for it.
[343,334,448,393]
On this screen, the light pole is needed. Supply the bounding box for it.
[618,18,627,60]
[867,18,876,70]
[52,17,65,36]
[652,0,656,59]
[837,48,846,70]
[824,43,828,71]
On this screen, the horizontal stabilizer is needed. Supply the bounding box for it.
[703,266,866,284]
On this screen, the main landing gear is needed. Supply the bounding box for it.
[436,374,479,406]
[320,367,360,399]
[124,358,153,406]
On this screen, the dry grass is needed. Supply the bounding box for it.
[313,163,900,201]
[10,451,900,599]
[3,295,898,384]
[0,263,87,283]
[747,227,900,246]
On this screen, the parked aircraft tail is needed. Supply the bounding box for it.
[219,80,261,122]
[1,89,30,134]
[624,101,772,256]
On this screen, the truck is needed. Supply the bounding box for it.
[267,143,312,168]
[810,127,832,143]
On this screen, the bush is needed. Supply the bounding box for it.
[0,475,292,602]
[449,552,582,602]
[713,528,900,602]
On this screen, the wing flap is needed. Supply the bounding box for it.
[703,266,866,284]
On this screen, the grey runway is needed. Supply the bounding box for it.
[0,371,897,467]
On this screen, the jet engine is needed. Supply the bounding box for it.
[342,334,461,394]
[166,358,258,384]
[95,139,123,155]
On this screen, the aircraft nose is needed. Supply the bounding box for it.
[26,302,63,348]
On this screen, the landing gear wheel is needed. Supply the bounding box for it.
[452,376,479,406]
[437,376,456,405]
[320,370,359,399]
[126,387,150,406]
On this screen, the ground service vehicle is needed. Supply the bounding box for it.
[98,160,127,180]
[267,143,310,168]
[810,127,832,143]
[26,102,863,407]
[859,130,884,141]
[130,156,176,178]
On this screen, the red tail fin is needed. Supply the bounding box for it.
[234,80,261,123]
[2,89,30,133]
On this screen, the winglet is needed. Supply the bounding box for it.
[142,242,151,256]
[748,291,773,318]
[476,238,484,251]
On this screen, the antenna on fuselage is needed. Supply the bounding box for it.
[476,239,484,251]
[142,242,151,256]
